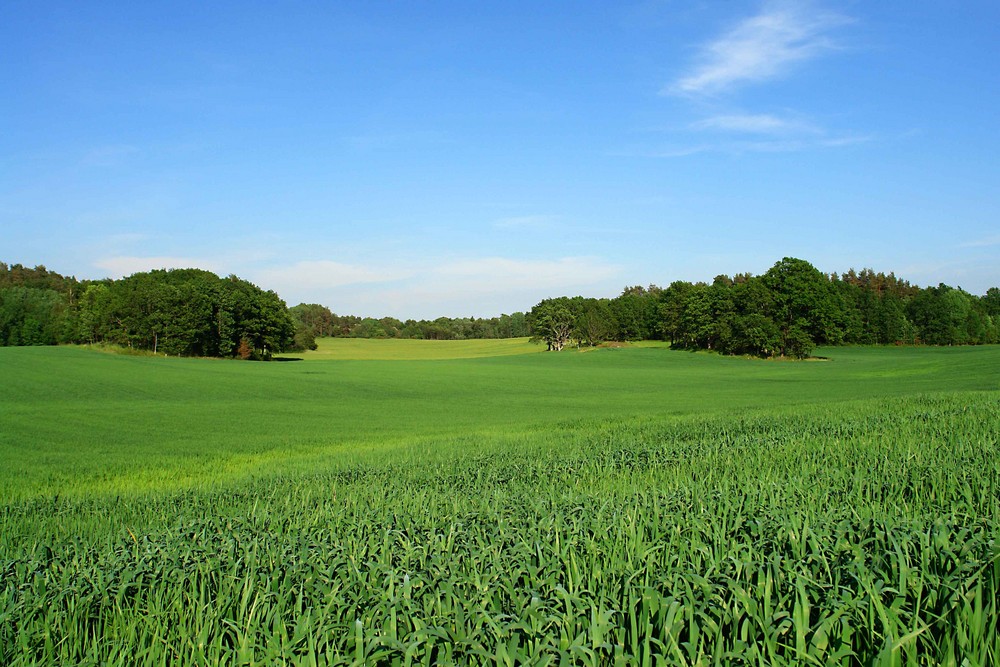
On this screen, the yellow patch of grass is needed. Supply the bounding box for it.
[297,336,543,360]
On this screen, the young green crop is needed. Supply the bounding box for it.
[2,343,997,501]
[1,343,998,665]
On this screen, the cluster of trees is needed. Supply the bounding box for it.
[1,263,295,358]
[529,257,1000,358]
[290,303,529,345]
[4,257,998,359]
[0,264,77,347]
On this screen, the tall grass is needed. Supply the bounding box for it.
[3,388,998,665]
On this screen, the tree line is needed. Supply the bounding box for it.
[528,257,1000,358]
[288,303,529,349]
[0,263,294,358]
[0,262,530,357]
[3,257,998,359]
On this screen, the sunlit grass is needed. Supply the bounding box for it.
[296,336,543,360]
[2,344,999,501]
[1,344,998,664]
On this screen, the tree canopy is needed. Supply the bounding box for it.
[524,258,998,358]
[1,264,294,358]
[1,258,997,358]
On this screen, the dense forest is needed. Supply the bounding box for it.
[527,257,999,357]
[2,257,998,358]
[0,264,294,358]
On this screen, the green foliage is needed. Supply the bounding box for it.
[609,289,649,341]
[529,258,997,358]
[0,264,79,346]
[1,344,998,664]
[529,298,576,350]
[0,264,295,357]
[0,287,67,345]
[213,274,296,358]
[289,303,531,342]
[0,262,79,293]
[574,298,614,347]
[289,302,340,337]
[290,325,318,351]
[763,257,844,353]
[3,257,998,357]
[907,284,997,345]
[983,287,1000,318]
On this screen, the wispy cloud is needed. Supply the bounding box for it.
[104,233,150,245]
[645,104,873,157]
[244,255,621,318]
[691,113,818,134]
[959,234,1000,249]
[88,251,621,317]
[649,145,713,158]
[646,3,866,158]
[343,131,448,152]
[667,2,851,96]
[679,112,870,153]
[818,134,874,147]
[95,255,225,277]
[81,144,140,167]
[492,214,560,230]
[433,257,617,291]
[255,260,412,289]
[649,132,871,158]
[895,259,998,294]
[370,256,621,318]
[92,244,278,280]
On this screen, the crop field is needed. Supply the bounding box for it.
[295,337,544,361]
[2,342,999,665]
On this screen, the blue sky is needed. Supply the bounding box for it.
[3,1,998,318]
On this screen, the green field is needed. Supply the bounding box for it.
[2,342,999,665]
[296,336,544,360]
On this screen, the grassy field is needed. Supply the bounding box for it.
[2,341,999,665]
[2,341,996,501]
[294,336,543,360]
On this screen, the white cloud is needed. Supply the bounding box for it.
[818,134,874,147]
[89,253,621,317]
[655,110,871,156]
[650,145,713,158]
[691,113,817,134]
[343,131,448,152]
[668,2,851,96]
[104,232,150,245]
[434,256,618,291]
[895,259,998,294]
[492,214,560,230]
[368,256,622,318]
[650,132,869,158]
[94,255,224,277]
[249,255,621,318]
[81,144,140,167]
[959,234,1000,249]
[255,260,410,290]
